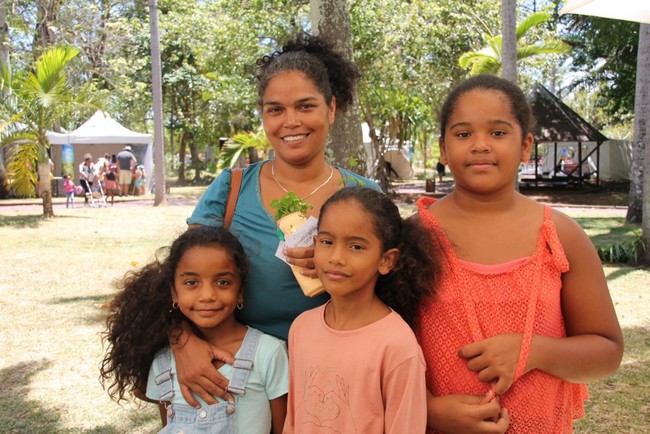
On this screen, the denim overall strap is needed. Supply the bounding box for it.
[226,327,262,396]
[153,347,175,402]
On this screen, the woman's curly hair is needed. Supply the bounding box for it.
[99,226,248,402]
[256,32,360,112]
[318,187,442,328]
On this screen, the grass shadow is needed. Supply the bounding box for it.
[0,360,158,433]
[0,214,46,228]
[50,294,112,305]
[0,214,92,229]
[605,267,643,281]
[574,217,640,247]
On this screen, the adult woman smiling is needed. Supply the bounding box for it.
[175,33,380,407]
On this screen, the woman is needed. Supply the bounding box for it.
[78,153,96,206]
[172,33,380,408]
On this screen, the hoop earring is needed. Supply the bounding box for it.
[236,301,244,310]
[169,301,179,313]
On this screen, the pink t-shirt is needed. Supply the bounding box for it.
[63,179,75,193]
[284,302,427,434]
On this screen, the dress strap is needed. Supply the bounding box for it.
[153,347,175,402]
[226,327,262,396]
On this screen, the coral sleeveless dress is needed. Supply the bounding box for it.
[416,197,587,433]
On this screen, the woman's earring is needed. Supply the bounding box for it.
[236,301,244,310]
[169,301,179,313]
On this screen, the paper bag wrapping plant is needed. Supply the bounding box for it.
[270,192,325,297]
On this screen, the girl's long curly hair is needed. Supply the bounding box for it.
[99,226,248,402]
[318,187,442,328]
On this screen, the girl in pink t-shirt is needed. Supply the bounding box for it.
[417,75,623,433]
[284,186,441,434]
[63,174,75,208]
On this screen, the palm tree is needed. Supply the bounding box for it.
[459,12,571,76]
[0,46,79,217]
[218,129,270,170]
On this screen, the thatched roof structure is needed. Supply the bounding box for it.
[527,83,608,143]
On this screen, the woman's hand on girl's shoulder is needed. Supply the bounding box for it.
[171,324,235,407]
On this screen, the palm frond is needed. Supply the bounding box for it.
[517,40,572,59]
[516,12,551,40]
[217,130,270,170]
[4,135,39,198]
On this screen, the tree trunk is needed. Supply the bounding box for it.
[34,0,60,58]
[310,0,367,176]
[179,131,188,184]
[148,0,167,206]
[635,24,650,264]
[627,24,649,228]
[38,161,54,218]
[501,0,517,83]
[501,0,519,190]
[0,0,9,73]
[0,0,9,197]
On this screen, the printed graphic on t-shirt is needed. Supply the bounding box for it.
[298,365,358,433]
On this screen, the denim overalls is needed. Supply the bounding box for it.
[153,328,262,434]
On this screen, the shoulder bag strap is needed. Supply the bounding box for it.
[224,168,243,229]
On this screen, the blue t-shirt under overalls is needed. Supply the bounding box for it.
[153,328,262,434]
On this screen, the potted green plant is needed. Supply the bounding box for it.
[270,192,325,297]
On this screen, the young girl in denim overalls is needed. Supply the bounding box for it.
[101,227,289,433]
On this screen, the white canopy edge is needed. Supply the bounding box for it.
[560,0,650,24]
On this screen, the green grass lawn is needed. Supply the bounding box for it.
[0,202,647,433]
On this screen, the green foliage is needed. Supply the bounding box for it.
[218,129,270,170]
[561,15,639,118]
[269,191,313,221]
[458,11,571,75]
[1,45,83,198]
[351,0,498,183]
[596,233,645,265]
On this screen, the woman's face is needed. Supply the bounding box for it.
[261,70,336,166]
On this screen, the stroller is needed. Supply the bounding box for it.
[88,178,108,208]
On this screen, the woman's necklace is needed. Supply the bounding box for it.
[271,161,334,200]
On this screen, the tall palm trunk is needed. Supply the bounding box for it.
[148,0,167,206]
[38,134,54,217]
[501,0,517,83]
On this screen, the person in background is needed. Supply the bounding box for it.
[100,227,288,434]
[284,187,438,433]
[63,174,75,208]
[104,154,119,205]
[96,153,110,180]
[78,153,96,206]
[117,145,137,196]
[436,160,445,182]
[174,32,381,408]
[416,74,623,433]
[134,164,146,196]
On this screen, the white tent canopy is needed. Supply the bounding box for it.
[560,0,650,24]
[47,111,153,192]
[47,110,152,145]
